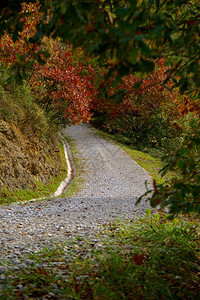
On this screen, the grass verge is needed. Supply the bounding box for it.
[0,137,68,205]
[1,210,199,299]
[61,134,85,198]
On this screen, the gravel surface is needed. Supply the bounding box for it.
[0,123,152,269]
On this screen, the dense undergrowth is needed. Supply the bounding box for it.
[1,210,199,300]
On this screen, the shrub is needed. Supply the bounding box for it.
[137,136,200,217]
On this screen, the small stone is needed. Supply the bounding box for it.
[0,267,7,275]
[3,230,9,234]
[15,284,23,290]
[0,274,6,281]
[49,283,59,290]
[48,292,56,297]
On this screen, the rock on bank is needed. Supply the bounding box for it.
[0,119,61,190]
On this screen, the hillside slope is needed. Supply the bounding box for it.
[0,69,63,196]
[0,119,61,191]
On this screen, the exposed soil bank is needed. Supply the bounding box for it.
[0,119,61,190]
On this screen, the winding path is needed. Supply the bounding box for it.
[66,123,151,201]
[0,124,152,264]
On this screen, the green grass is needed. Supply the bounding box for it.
[61,134,85,197]
[0,138,68,205]
[1,210,199,299]
[92,127,175,183]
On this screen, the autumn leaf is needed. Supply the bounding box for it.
[133,253,144,265]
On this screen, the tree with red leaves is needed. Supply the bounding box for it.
[0,3,94,124]
[91,58,181,149]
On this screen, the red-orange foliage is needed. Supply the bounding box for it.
[0,3,41,64]
[31,40,93,123]
[0,3,94,124]
[177,96,200,117]
[90,59,187,148]
[92,58,179,123]
[0,2,197,130]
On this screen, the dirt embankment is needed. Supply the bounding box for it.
[0,119,61,190]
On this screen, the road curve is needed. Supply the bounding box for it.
[0,123,152,264]
[65,123,151,200]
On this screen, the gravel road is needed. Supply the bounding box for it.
[0,124,152,268]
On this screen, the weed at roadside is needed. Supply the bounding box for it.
[61,133,85,197]
[1,211,199,299]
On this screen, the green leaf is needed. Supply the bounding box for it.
[179,79,189,94]
[135,35,147,41]
[160,167,167,177]
[156,0,160,10]
[16,54,22,62]
[148,0,155,7]
[133,80,143,89]
[152,24,163,35]
[187,62,199,73]
[112,73,123,88]
[139,59,155,73]
[129,0,137,9]
[111,89,127,104]
[139,41,152,56]
[145,208,151,216]
[131,47,138,63]
[135,94,143,106]
[12,29,19,42]
[115,8,131,18]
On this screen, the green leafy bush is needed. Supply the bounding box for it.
[103,110,180,151]
[137,136,200,217]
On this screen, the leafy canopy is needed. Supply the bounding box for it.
[1,0,200,96]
